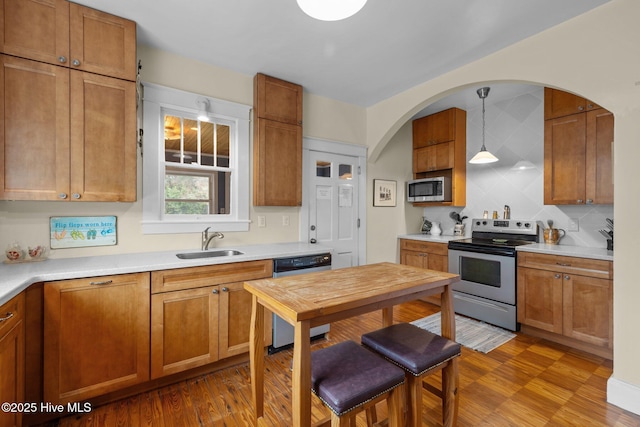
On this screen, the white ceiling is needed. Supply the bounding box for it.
[73,0,608,107]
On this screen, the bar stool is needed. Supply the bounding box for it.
[311,340,406,427]
[361,323,461,426]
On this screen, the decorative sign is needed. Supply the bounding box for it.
[373,179,397,207]
[50,216,117,249]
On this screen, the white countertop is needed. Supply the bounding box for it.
[398,234,466,243]
[516,243,613,261]
[399,234,612,261]
[0,242,333,305]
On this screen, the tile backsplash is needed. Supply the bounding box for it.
[421,86,613,248]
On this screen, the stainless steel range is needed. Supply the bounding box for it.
[448,218,539,331]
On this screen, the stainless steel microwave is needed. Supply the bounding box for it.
[407,177,452,202]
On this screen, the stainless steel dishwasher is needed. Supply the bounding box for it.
[270,252,332,353]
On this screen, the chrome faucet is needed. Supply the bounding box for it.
[202,227,224,250]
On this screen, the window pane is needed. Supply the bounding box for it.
[217,124,230,166]
[165,174,209,199]
[164,115,184,164]
[316,161,330,177]
[183,118,198,163]
[339,164,352,180]
[200,121,215,166]
[165,201,209,215]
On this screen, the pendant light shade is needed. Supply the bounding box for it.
[469,87,498,164]
[297,0,367,21]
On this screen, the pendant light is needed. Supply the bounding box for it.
[297,0,367,21]
[469,87,498,164]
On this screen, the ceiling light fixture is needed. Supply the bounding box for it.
[469,87,499,164]
[196,97,210,122]
[297,0,367,21]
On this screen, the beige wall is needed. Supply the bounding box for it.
[364,0,640,404]
[0,46,367,258]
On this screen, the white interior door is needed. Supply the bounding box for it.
[308,151,359,269]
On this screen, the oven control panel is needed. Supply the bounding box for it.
[471,218,538,235]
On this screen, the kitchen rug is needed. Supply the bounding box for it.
[411,313,515,353]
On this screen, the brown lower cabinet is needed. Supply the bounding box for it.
[43,273,150,404]
[399,238,448,305]
[0,293,25,427]
[42,260,274,407]
[150,261,273,379]
[517,252,613,358]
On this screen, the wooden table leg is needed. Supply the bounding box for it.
[250,295,265,423]
[382,306,394,327]
[439,284,458,427]
[292,320,312,427]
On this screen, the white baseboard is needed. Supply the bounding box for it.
[607,376,640,415]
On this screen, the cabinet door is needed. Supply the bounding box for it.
[413,141,454,173]
[254,73,302,125]
[0,55,70,201]
[563,274,612,348]
[0,0,70,67]
[585,109,614,204]
[0,294,24,427]
[44,273,150,404]
[69,3,137,81]
[544,113,586,204]
[517,267,563,333]
[400,250,427,269]
[427,253,448,272]
[253,119,302,206]
[218,282,272,359]
[70,71,136,201]
[151,286,219,379]
[412,109,456,148]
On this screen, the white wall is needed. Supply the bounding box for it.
[364,0,640,413]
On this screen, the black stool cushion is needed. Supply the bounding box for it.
[311,340,405,416]
[361,323,461,376]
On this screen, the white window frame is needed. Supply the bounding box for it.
[142,83,250,234]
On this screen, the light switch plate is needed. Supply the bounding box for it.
[568,217,579,231]
[258,215,266,227]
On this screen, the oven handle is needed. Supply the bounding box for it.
[453,292,510,313]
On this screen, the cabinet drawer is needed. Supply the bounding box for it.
[0,293,24,338]
[151,260,273,293]
[518,252,612,279]
[400,239,448,256]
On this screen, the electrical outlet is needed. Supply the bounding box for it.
[282,215,290,226]
[258,215,266,227]
[568,217,579,231]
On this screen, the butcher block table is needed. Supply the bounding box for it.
[244,261,461,427]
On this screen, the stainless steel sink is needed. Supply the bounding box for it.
[176,250,244,259]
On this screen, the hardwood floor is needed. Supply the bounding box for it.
[50,300,639,427]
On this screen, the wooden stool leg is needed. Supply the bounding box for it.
[387,384,404,427]
[365,406,378,426]
[406,374,422,427]
[442,359,459,427]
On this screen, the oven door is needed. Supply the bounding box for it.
[448,248,515,305]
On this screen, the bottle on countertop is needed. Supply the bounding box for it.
[504,205,511,219]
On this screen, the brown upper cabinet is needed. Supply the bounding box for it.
[544,88,613,205]
[0,0,137,202]
[411,107,466,206]
[253,73,303,206]
[544,87,601,120]
[0,0,137,81]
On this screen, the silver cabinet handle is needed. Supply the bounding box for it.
[58,193,68,199]
[578,106,584,111]
[564,275,570,280]
[212,289,219,294]
[554,274,561,279]
[90,280,113,285]
[72,193,81,199]
[577,199,583,204]
[0,312,14,323]
[72,59,81,67]
[58,56,67,64]
[586,199,593,204]
[222,287,229,292]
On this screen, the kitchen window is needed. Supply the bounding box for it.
[142,83,251,233]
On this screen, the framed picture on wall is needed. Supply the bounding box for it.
[373,179,396,207]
